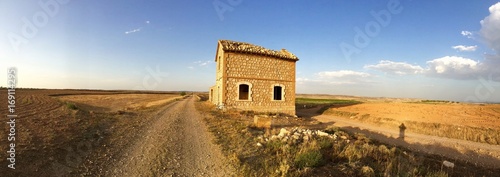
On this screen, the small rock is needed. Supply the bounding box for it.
[256,143,262,147]
[341,136,348,140]
[443,161,455,168]
[278,128,289,137]
[332,134,338,140]
[317,130,329,137]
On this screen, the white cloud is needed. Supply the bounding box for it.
[425,56,480,78]
[452,45,477,52]
[364,60,424,75]
[296,77,312,85]
[125,28,141,34]
[364,56,500,81]
[194,60,213,66]
[363,3,500,81]
[146,20,150,24]
[480,2,500,52]
[317,70,371,78]
[316,70,373,85]
[188,60,213,70]
[295,70,374,87]
[461,30,473,38]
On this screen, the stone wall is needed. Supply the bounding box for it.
[224,78,296,115]
[222,51,296,115]
[210,45,226,106]
[225,53,296,81]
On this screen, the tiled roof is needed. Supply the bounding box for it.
[218,40,299,61]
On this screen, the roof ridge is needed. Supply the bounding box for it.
[218,40,299,61]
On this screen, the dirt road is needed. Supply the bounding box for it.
[106,96,233,176]
[314,114,500,169]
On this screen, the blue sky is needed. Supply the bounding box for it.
[1,0,500,102]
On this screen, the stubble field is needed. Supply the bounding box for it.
[0,89,182,176]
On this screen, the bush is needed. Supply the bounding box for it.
[267,139,284,152]
[66,103,77,110]
[317,137,333,150]
[294,149,323,168]
[180,91,187,96]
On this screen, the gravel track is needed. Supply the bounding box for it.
[108,96,233,176]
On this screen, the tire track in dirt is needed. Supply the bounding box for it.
[314,114,500,169]
[108,96,233,176]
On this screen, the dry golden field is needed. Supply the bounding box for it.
[328,102,500,129]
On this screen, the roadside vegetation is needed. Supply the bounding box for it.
[193,95,497,176]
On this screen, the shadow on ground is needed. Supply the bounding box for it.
[296,103,360,119]
[340,125,500,176]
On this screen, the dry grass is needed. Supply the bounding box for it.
[195,98,463,176]
[405,121,499,145]
[324,109,500,145]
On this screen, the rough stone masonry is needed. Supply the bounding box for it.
[209,40,299,115]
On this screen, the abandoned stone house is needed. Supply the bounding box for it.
[209,40,299,115]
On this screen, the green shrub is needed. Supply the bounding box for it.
[66,102,77,110]
[317,137,333,150]
[267,139,284,152]
[294,149,323,168]
[180,91,187,96]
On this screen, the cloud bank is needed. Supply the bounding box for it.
[365,2,500,81]
[364,60,423,75]
[315,3,500,86]
[480,2,500,53]
[452,45,477,52]
[317,70,370,79]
